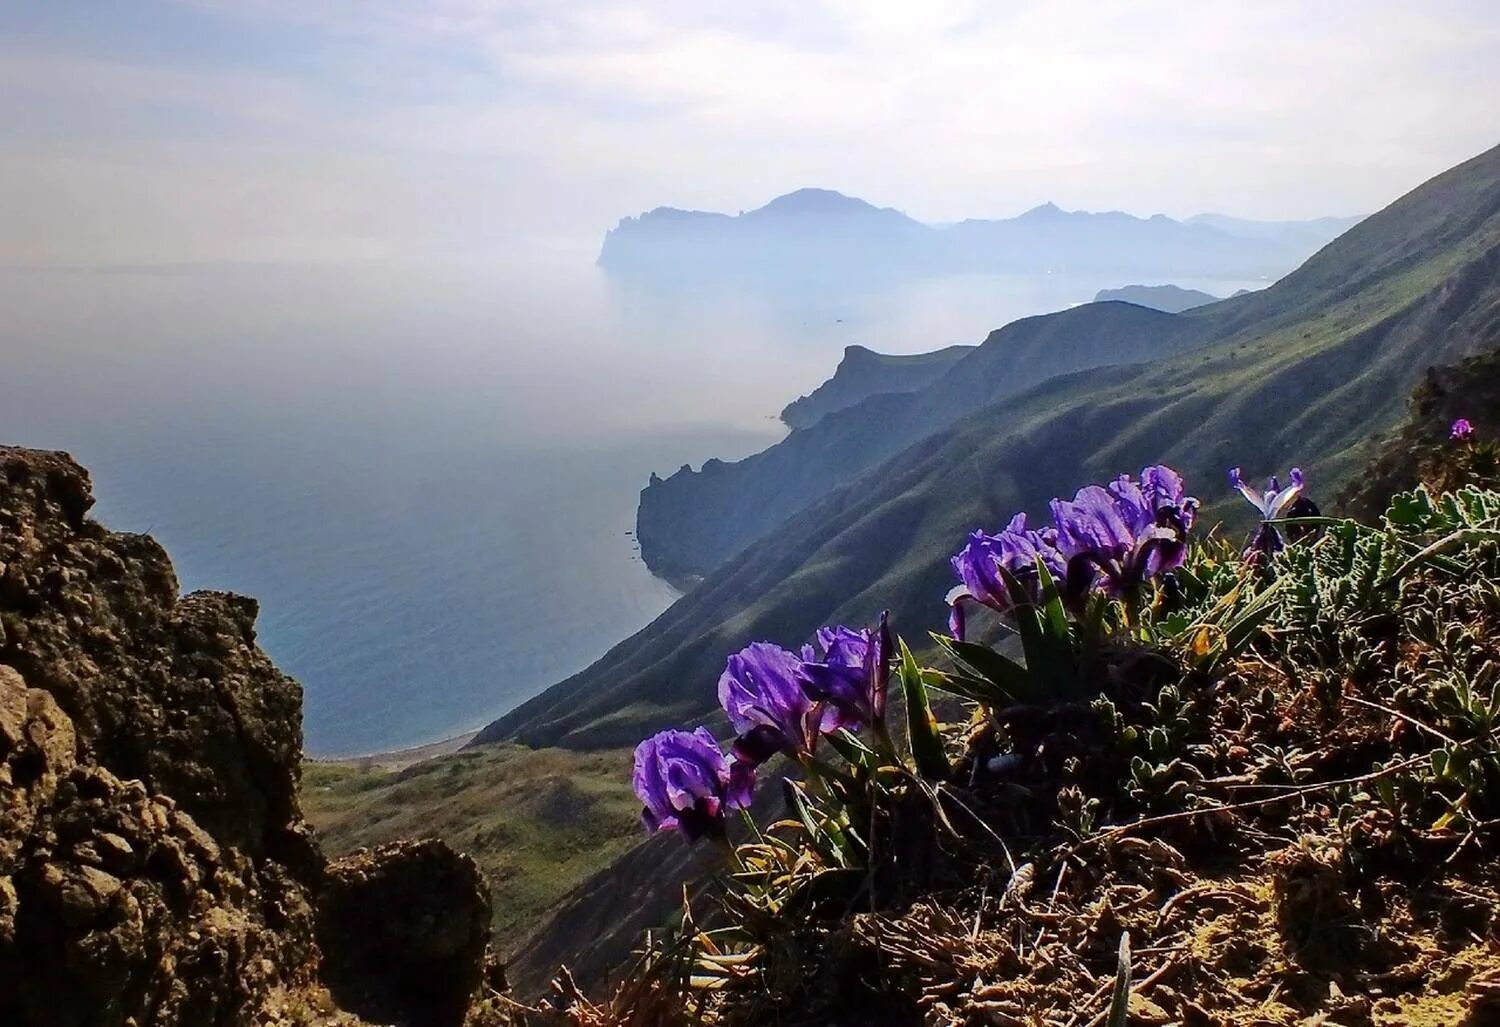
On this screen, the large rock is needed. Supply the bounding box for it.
[0,446,496,1025]
[0,447,307,863]
[0,663,316,1025]
[317,840,492,1027]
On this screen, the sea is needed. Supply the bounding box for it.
[0,248,1265,755]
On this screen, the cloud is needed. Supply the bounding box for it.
[2,0,1497,265]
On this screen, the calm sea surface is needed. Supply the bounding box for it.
[0,250,1263,754]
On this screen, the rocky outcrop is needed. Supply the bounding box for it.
[779,344,974,431]
[0,446,495,1026]
[1338,345,1500,520]
[318,840,492,1027]
[0,665,313,1025]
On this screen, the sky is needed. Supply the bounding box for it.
[2,0,1497,266]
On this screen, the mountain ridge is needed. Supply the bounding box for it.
[779,344,975,431]
[637,301,1199,580]
[599,189,1358,278]
[476,141,1500,751]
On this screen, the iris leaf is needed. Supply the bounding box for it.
[899,638,949,781]
[931,633,1033,705]
[824,728,877,771]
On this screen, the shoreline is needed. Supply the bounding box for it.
[304,729,479,771]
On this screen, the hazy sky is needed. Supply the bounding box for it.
[3,1,1497,266]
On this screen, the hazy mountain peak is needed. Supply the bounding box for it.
[750,187,881,216]
[1019,201,1066,218]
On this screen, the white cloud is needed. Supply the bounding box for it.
[2,0,1497,264]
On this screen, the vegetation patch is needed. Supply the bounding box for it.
[302,744,641,949]
[496,416,1500,1025]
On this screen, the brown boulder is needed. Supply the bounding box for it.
[318,839,493,1027]
[0,664,313,1026]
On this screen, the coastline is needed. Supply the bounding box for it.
[304,729,479,771]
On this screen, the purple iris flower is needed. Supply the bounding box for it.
[1230,466,1307,559]
[632,726,751,841]
[1452,418,1475,441]
[945,514,1065,640]
[1049,465,1198,603]
[798,612,892,732]
[718,642,823,771]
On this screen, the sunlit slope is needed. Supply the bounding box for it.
[638,143,1500,581]
[637,301,1196,580]
[477,142,1500,750]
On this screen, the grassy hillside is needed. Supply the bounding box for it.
[478,141,1500,751]
[300,745,640,953]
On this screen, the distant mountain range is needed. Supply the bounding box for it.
[1092,283,1228,312]
[474,142,1500,751]
[598,188,1364,279]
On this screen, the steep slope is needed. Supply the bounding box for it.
[638,301,1197,580]
[779,344,974,430]
[475,142,1500,751]
[1338,345,1500,520]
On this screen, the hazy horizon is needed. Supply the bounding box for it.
[3,2,1498,268]
[3,3,1498,754]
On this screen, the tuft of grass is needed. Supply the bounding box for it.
[301,744,642,950]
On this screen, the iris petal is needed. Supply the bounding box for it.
[632,726,745,841]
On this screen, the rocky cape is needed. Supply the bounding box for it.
[0,446,493,1026]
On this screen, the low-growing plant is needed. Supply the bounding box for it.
[612,420,1500,1021]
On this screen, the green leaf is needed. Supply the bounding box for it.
[1207,577,1285,668]
[1034,556,1071,642]
[999,564,1078,698]
[1385,488,1434,529]
[931,633,1036,705]
[923,668,1011,707]
[783,779,848,868]
[823,728,877,771]
[1379,527,1500,587]
[899,638,949,781]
